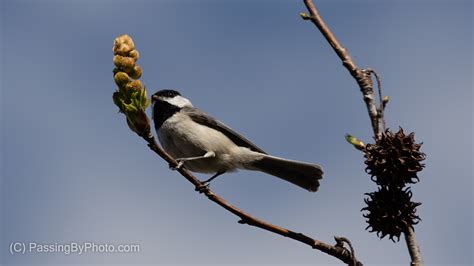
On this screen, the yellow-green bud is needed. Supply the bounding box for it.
[113,67,120,75]
[114,72,130,87]
[382,96,390,109]
[345,134,365,151]
[129,65,142,79]
[126,80,142,91]
[299,12,312,20]
[113,55,135,72]
[113,34,135,55]
[112,91,124,111]
[126,111,150,137]
[129,50,139,61]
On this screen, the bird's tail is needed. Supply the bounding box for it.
[246,154,323,192]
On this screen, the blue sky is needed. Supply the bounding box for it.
[1,0,472,265]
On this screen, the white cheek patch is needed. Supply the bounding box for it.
[165,95,193,108]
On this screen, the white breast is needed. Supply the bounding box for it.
[157,112,244,173]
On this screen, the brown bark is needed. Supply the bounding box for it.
[142,133,361,265]
[301,1,423,265]
[405,226,423,266]
[302,0,382,139]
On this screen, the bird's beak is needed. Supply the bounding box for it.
[151,95,159,103]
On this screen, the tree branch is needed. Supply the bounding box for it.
[404,226,423,266]
[302,0,382,139]
[112,33,361,266]
[301,1,423,265]
[142,133,362,266]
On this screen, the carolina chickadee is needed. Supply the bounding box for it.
[151,89,323,192]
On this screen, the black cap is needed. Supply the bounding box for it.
[153,89,181,98]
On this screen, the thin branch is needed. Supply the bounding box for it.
[142,133,362,266]
[112,33,361,266]
[302,1,423,265]
[302,0,382,139]
[365,69,386,131]
[404,226,423,266]
[335,236,357,266]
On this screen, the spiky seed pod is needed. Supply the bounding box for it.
[364,128,425,188]
[362,187,421,242]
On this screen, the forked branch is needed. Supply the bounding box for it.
[301,1,423,265]
[302,0,383,139]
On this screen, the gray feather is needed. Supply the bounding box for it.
[181,106,267,154]
[248,155,323,192]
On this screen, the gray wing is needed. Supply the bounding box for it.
[181,106,267,154]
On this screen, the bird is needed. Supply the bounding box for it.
[151,89,323,192]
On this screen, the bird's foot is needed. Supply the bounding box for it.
[195,182,210,193]
[169,160,184,171]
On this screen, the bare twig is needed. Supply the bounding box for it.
[365,69,386,131]
[142,132,362,266]
[404,226,423,266]
[302,0,382,139]
[301,1,423,265]
[335,236,357,266]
